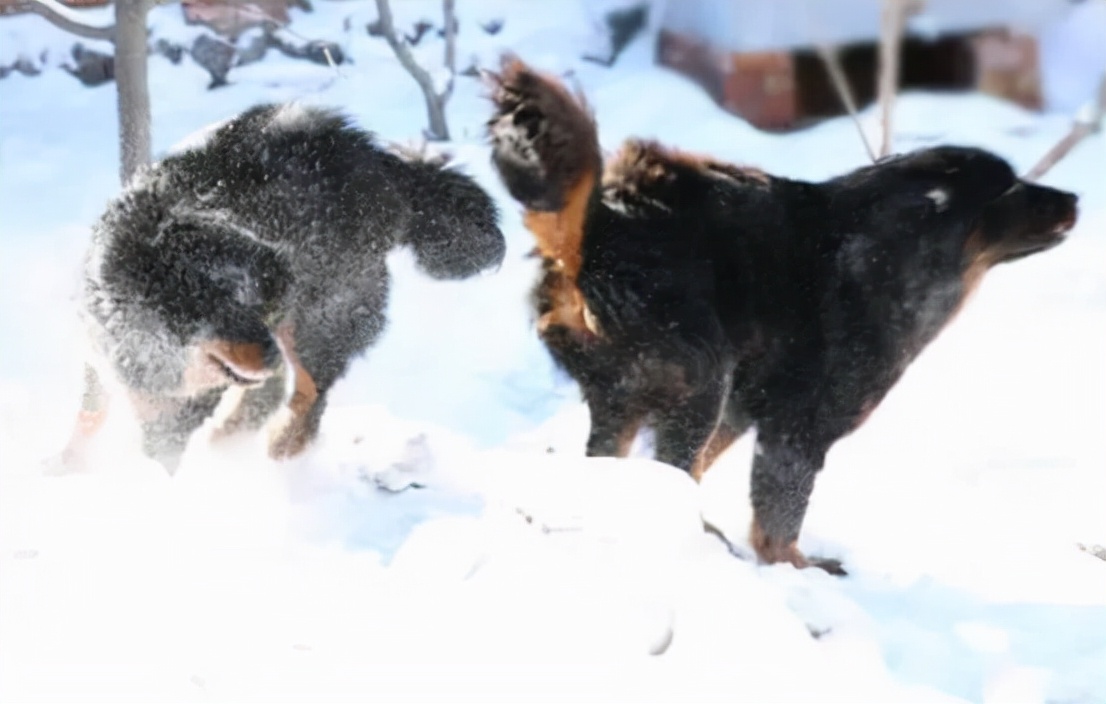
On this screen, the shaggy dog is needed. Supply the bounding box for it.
[62,103,505,471]
[486,57,1078,572]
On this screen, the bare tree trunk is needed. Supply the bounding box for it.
[424,88,449,142]
[114,0,151,184]
[373,0,450,141]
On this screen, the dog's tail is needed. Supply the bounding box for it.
[397,156,507,280]
[486,55,602,281]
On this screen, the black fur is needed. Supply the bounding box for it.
[78,103,505,469]
[487,61,1079,571]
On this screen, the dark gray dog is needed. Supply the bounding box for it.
[62,103,505,471]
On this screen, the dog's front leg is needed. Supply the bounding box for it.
[748,435,845,575]
[583,386,646,458]
[690,400,751,481]
[266,325,320,460]
[136,390,223,473]
[652,374,731,474]
[51,365,110,472]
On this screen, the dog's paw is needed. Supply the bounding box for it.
[267,422,311,461]
[751,527,849,577]
[806,556,848,577]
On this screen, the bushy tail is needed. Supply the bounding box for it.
[486,55,602,278]
[400,157,506,280]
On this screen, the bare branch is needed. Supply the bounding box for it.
[373,0,449,140]
[815,43,877,163]
[229,3,344,75]
[803,3,876,162]
[1024,73,1106,182]
[24,0,116,42]
[877,0,911,158]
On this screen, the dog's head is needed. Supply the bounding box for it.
[844,146,1078,271]
[95,213,293,398]
[973,177,1078,265]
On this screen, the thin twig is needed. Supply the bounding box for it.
[229,3,342,75]
[877,0,909,158]
[1024,73,1106,181]
[815,42,877,162]
[803,3,877,162]
[373,0,436,91]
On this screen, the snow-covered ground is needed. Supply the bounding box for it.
[1,1,1104,702]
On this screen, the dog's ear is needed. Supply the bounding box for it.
[909,147,1021,217]
[164,218,292,315]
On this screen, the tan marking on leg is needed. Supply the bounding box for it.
[267,325,319,460]
[54,366,111,471]
[524,173,596,337]
[749,516,811,569]
[614,418,645,457]
[748,518,846,575]
[690,423,741,482]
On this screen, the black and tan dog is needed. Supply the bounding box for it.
[62,103,505,472]
[486,57,1078,572]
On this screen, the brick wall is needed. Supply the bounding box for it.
[658,28,1042,131]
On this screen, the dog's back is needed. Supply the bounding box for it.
[153,104,504,280]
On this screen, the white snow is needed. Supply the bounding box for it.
[1,2,1104,703]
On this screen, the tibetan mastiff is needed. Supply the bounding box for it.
[62,103,505,471]
[486,57,1078,572]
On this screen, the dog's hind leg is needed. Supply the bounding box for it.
[690,401,751,481]
[652,374,731,475]
[584,388,647,458]
[748,434,845,575]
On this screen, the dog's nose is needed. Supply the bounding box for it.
[1064,192,1079,212]
[1050,193,1080,235]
